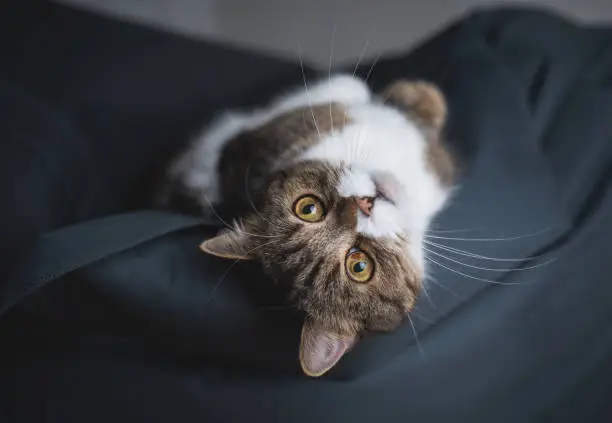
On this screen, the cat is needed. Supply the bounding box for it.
[161,74,455,377]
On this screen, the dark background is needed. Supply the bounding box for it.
[1,1,611,422]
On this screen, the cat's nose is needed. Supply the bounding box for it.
[354,196,374,217]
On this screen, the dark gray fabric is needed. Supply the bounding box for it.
[0,2,611,422]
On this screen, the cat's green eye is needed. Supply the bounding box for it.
[294,195,325,222]
[345,248,374,283]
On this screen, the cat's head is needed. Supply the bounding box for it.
[200,80,455,377]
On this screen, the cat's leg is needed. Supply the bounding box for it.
[166,112,250,207]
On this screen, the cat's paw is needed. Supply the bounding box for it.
[308,74,371,105]
[274,74,371,111]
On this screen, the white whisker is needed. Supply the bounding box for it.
[199,193,229,227]
[426,228,478,234]
[351,124,361,163]
[419,280,437,309]
[407,314,425,359]
[352,40,370,78]
[411,310,434,324]
[359,125,373,165]
[296,44,322,138]
[347,122,362,163]
[425,228,550,242]
[424,246,557,273]
[364,53,381,84]
[424,274,463,300]
[343,40,370,129]
[328,24,337,136]
[425,240,544,262]
[425,256,528,286]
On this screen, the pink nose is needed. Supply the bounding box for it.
[354,196,374,217]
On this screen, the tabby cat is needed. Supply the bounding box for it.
[161,75,455,377]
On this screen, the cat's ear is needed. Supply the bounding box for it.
[299,320,357,377]
[382,80,446,131]
[199,228,253,260]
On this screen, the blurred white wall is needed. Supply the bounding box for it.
[55,0,612,67]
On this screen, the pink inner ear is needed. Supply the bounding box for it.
[299,325,357,377]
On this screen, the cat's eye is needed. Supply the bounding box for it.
[345,248,374,283]
[293,195,326,222]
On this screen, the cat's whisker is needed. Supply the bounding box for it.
[364,53,381,84]
[357,127,368,163]
[418,280,437,309]
[342,53,379,162]
[424,240,545,262]
[357,143,367,166]
[351,125,361,163]
[410,309,434,324]
[203,259,241,305]
[407,314,426,359]
[424,274,463,300]
[424,228,550,242]
[340,40,371,130]
[199,193,231,229]
[342,109,349,132]
[351,122,371,165]
[205,239,280,305]
[345,124,360,163]
[352,40,370,79]
[426,228,478,234]
[296,44,322,139]
[328,24,337,136]
[425,256,528,286]
[423,246,557,273]
[349,113,371,166]
[359,126,373,165]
